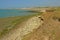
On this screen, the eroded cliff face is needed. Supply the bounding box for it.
[0,15,43,40]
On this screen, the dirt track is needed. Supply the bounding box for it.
[22,12,60,40]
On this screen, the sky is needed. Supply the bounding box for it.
[0,0,60,8]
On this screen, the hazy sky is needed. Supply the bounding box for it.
[0,0,60,8]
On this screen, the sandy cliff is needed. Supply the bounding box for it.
[0,15,43,40]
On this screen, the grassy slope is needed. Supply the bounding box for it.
[0,13,42,37]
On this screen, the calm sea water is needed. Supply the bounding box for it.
[0,9,36,18]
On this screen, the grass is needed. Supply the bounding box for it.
[0,13,42,37]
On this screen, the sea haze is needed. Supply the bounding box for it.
[0,9,36,18]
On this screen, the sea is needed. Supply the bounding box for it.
[0,9,37,18]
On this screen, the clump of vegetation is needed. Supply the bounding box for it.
[53,17,60,22]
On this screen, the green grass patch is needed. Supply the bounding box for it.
[0,13,42,37]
